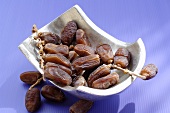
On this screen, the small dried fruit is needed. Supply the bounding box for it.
[72,54,100,71]
[68,51,79,62]
[92,72,119,89]
[45,62,72,75]
[61,21,77,45]
[76,29,91,46]
[74,44,95,56]
[72,76,88,87]
[41,85,65,102]
[43,54,71,68]
[38,32,61,44]
[114,56,129,68]
[115,48,130,61]
[140,64,158,80]
[44,67,72,86]
[69,99,93,113]
[20,71,42,84]
[44,43,69,57]
[87,64,111,87]
[96,44,114,63]
[25,88,41,112]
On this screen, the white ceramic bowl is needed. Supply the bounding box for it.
[19,5,146,100]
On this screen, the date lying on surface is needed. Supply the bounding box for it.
[69,99,93,113]
[25,88,41,112]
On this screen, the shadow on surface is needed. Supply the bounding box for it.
[119,102,135,113]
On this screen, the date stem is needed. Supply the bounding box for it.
[112,64,146,80]
[29,77,43,90]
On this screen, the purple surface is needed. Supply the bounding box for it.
[0,0,169,113]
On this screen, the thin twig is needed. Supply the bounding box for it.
[29,77,43,90]
[112,64,146,80]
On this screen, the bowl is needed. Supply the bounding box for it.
[18,5,146,100]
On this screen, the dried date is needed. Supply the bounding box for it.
[114,56,129,68]
[140,64,158,80]
[96,44,114,63]
[20,71,42,84]
[69,99,93,113]
[41,85,65,102]
[61,21,77,45]
[115,48,130,61]
[44,67,72,86]
[74,44,95,56]
[72,76,88,87]
[68,51,79,62]
[38,32,61,44]
[76,29,91,46]
[92,72,119,89]
[87,64,111,87]
[72,54,100,71]
[43,53,71,68]
[45,62,72,75]
[44,43,69,57]
[25,88,41,112]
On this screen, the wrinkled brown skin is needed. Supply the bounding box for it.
[44,67,72,86]
[114,56,129,68]
[140,64,158,80]
[44,43,69,57]
[72,54,100,71]
[92,72,119,89]
[25,88,41,112]
[76,29,91,46]
[41,85,65,102]
[68,51,79,62]
[69,99,93,113]
[45,62,72,75]
[87,64,111,87]
[43,54,71,68]
[38,32,61,44]
[61,21,77,45]
[72,76,88,87]
[115,48,131,61]
[20,71,42,84]
[96,44,114,63]
[74,44,95,57]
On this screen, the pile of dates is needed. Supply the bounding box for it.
[20,21,158,113]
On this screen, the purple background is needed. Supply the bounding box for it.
[0,0,169,113]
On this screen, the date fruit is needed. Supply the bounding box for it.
[72,76,88,87]
[61,21,77,45]
[43,53,71,68]
[115,48,130,61]
[96,44,114,64]
[92,72,119,89]
[76,29,91,46]
[44,67,72,86]
[114,56,129,68]
[114,48,130,68]
[44,43,69,57]
[69,99,93,113]
[20,71,42,84]
[140,64,158,80]
[38,32,61,44]
[45,62,72,75]
[68,51,79,62]
[74,44,95,56]
[72,54,100,71]
[87,64,111,87]
[41,85,65,102]
[25,88,41,112]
